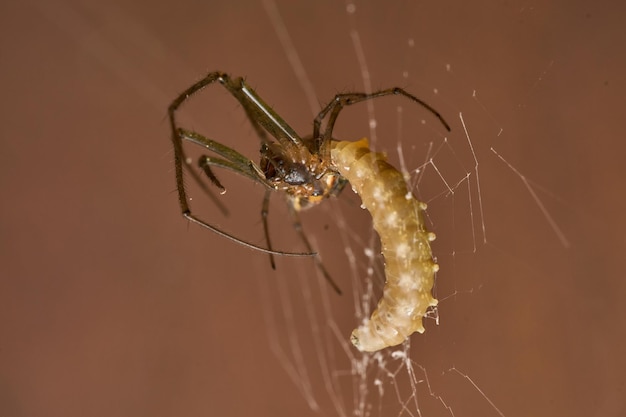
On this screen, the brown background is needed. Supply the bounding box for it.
[1,0,624,416]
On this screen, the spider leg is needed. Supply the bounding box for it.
[168,71,287,216]
[180,128,271,187]
[261,189,342,294]
[261,190,276,270]
[182,214,313,257]
[196,153,307,263]
[171,71,306,154]
[168,72,224,222]
[182,152,229,216]
[197,156,226,192]
[287,204,342,295]
[312,88,451,159]
[196,154,304,259]
[169,128,315,257]
[221,76,307,152]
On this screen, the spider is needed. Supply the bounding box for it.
[168,71,450,295]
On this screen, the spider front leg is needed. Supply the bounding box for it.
[168,72,227,220]
[172,127,315,258]
[312,88,451,158]
[168,72,268,215]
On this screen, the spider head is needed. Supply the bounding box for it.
[289,172,347,211]
[282,163,311,186]
[260,144,314,185]
[260,143,347,211]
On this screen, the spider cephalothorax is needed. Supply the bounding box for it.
[259,142,346,211]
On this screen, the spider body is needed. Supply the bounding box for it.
[259,141,347,211]
[168,71,450,328]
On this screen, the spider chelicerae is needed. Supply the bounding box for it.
[168,71,450,294]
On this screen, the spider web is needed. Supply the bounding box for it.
[250,2,574,417]
[18,1,621,416]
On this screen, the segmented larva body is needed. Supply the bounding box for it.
[330,138,439,352]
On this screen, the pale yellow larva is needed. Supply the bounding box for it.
[330,138,438,352]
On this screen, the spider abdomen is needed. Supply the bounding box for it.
[330,138,438,352]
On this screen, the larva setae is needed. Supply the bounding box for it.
[330,138,438,352]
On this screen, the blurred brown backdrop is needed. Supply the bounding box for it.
[1,0,624,416]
